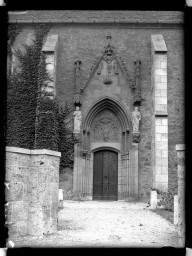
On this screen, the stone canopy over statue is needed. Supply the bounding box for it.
[131,106,141,133]
[73,106,82,133]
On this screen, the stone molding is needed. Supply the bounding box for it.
[8,11,184,24]
[42,34,58,52]
[176,144,185,151]
[83,96,129,132]
[6,146,61,157]
[151,34,167,53]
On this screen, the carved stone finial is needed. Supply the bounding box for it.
[74,60,81,91]
[133,59,142,106]
[106,31,112,41]
[74,60,82,106]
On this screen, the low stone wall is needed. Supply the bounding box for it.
[6,147,61,238]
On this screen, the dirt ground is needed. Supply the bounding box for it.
[13,200,179,248]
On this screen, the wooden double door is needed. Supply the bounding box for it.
[93,150,118,201]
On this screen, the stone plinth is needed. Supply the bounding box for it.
[150,190,157,209]
[6,147,61,238]
[175,144,185,246]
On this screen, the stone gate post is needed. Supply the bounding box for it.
[176,144,185,247]
[6,147,61,238]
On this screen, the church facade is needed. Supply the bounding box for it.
[9,11,184,200]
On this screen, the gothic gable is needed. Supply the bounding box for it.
[80,32,131,92]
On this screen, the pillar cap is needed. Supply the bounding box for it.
[151,34,167,53]
[175,144,185,151]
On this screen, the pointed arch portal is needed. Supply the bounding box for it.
[73,97,139,200]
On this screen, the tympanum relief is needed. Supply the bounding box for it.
[91,110,120,142]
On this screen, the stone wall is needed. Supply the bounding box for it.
[6,147,61,238]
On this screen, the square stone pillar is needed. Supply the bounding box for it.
[151,35,168,192]
[176,144,185,247]
[42,34,58,99]
[6,147,61,238]
[5,147,31,238]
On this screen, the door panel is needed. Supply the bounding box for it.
[93,151,103,199]
[93,150,118,201]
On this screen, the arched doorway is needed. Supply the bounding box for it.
[93,150,118,201]
[73,97,139,200]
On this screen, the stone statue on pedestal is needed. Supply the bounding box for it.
[131,106,141,133]
[73,106,82,133]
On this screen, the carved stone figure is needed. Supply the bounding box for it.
[73,106,82,133]
[131,106,141,133]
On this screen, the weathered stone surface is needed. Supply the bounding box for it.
[176,144,185,246]
[6,147,61,238]
[150,191,157,209]
[174,195,178,225]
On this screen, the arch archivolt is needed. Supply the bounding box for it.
[82,97,130,153]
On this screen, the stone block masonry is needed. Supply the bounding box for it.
[5,146,61,238]
[151,35,168,192]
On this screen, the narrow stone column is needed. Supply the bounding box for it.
[174,195,178,226]
[151,35,168,192]
[150,190,157,209]
[176,144,185,247]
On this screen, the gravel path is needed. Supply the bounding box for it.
[13,200,179,247]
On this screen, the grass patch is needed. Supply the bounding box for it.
[151,208,173,224]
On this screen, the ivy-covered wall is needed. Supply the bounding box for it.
[6,24,77,171]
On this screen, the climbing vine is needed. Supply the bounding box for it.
[6,24,50,149]
[6,23,77,169]
[7,24,22,57]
